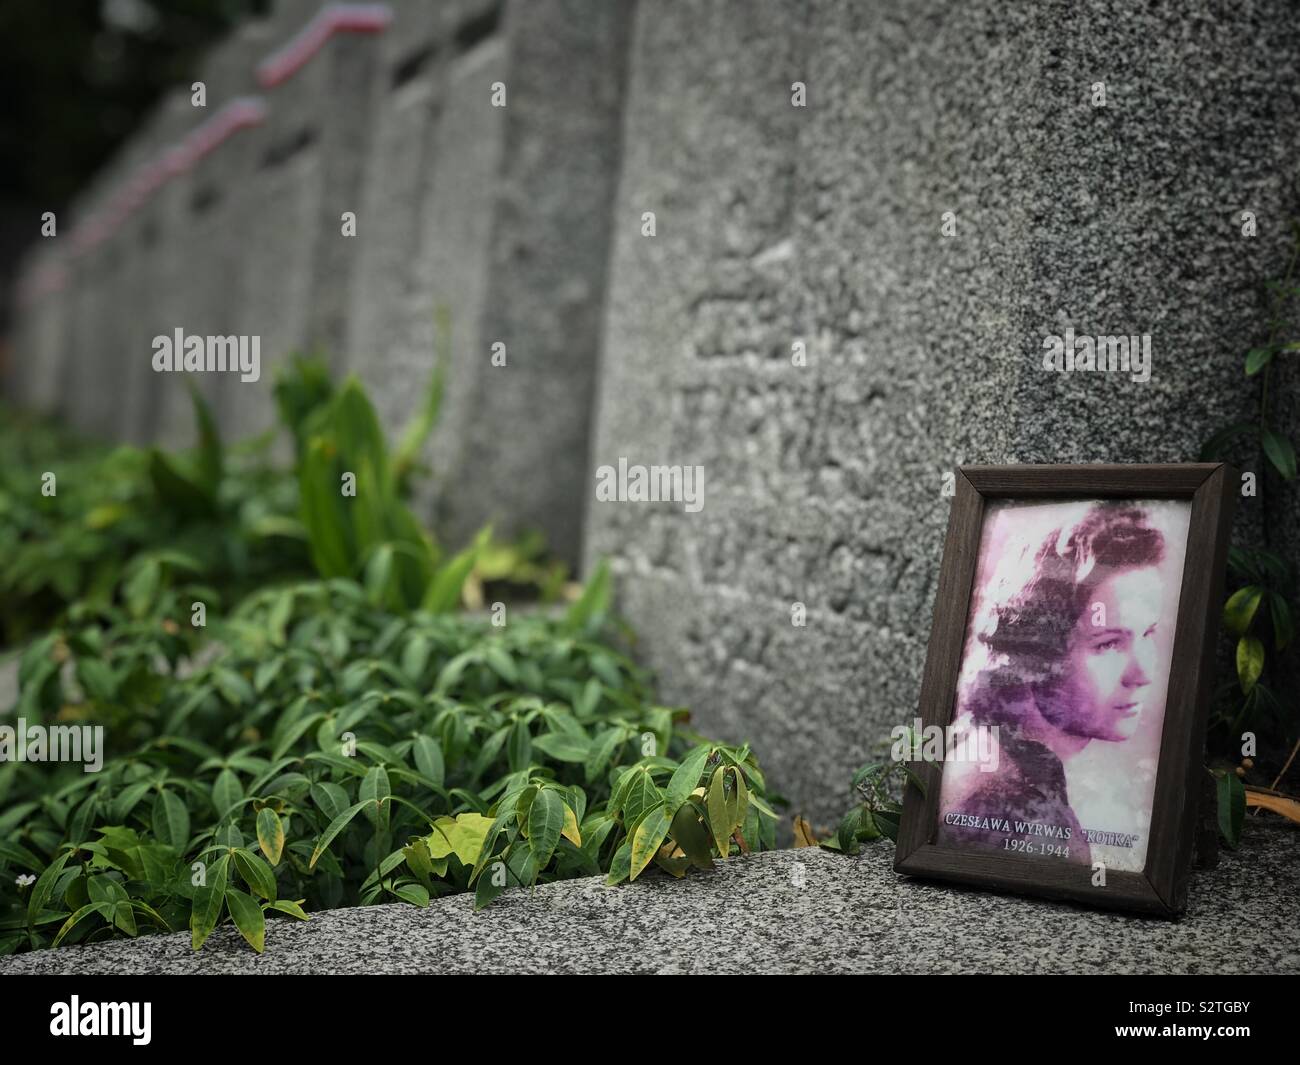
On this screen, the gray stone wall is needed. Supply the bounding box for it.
[153,22,272,449]
[431,0,633,564]
[582,0,1300,829]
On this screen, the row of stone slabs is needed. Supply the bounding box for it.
[12,0,631,567]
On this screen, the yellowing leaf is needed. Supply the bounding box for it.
[225,888,265,954]
[425,812,495,867]
[1223,585,1263,636]
[561,804,582,846]
[1245,788,1300,825]
[793,815,819,848]
[630,805,671,881]
[527,789,565,869]
[1237,635,1265,694]
[85,502,128,530]
[256,807,285,866]
[706,766,731,858]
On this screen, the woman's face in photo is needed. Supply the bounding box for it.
[1046,566,1165,742]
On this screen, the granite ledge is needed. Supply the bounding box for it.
[2,823,1297,975]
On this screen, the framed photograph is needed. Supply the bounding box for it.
[894,464,1237,917]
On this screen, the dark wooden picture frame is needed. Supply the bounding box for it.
[895,464,1237,917]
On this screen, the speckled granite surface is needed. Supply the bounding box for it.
[3,823,1296,975]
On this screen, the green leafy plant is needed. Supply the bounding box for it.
[823,754,922,855]
[1199,223,1300,844]
[1215,547,1295,745]
[0,392,308,645]
[296,374,448,610]
[1201,220,1300,482]
[0,565,774,956]
[1,356,567,647]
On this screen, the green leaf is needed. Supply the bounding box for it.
[1270,592,1294,650]
[234,848,277,901]
[622,771,662,832]
[565,559,611,633]
[52,902,110,948]
[1245,347,1274,376]
[111,781,155,823]
[858,810,881,840]
[190,382,224,493]
[256,807,285,865]
[266,591,294,646]
[310,801,371,869]
[873,807,902,842]
[274,355,334,455]
[68,793,97,845]
[669,804,714,869]
[575,677,602,719]
[130,899,173,932]
[1262,427,1297,480]
[729,766,749,833]
[706,766,732,857]
[474,865,507,910]
[77,657,118,701]
[212,769,242,821]
[837,807,864,855]
[191,852,230,950]
[225,888,265,953]
[584,728,624,783]
[1223,585,1263,635]
[531,733,590,763]
[273,711,327,761]
[364,543,396,606]
[1217,771,1246,848]
[434,650,476,694]
[148,449,215,518]
[266,899,311,921]
[411,734,445,788]
[254,658,284,694]
[470,809,513,882]
[0,839,43,872]
[299,436,355,578]
[389,883,430,908]
[605,839,632,886]
[528,789,565,870]
[86,874,129,907]
[485,646,518,685]
[423,531,485,613]
[310,781,350,822]
[630,805,672,881]
[214,667,254,707]
[1199,421,1255,462]
[152,790,191,852]
[588,652,621,689]
[360,765,391,830]
[666,745,712,813]
[507,718,532,772]
[400,633,432,681]
[1236,635,1265,694]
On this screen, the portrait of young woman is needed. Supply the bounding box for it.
[934,498,1192,873]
